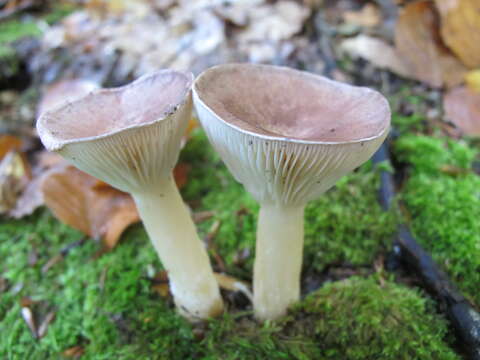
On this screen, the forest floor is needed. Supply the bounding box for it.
[0,1,479,359]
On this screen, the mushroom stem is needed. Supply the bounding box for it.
[253,204,305,320]
[133,175,223,320]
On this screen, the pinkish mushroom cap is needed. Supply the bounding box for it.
[193,63,390,205]
[37,70,194,193]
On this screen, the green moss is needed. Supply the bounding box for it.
[0,130,458,358]
[203,276,458,360]
[181,129,396,273]
[0,19,41,77]
[395,135,480,304]
[294,276,459,360]
[392,112,426,133]
[0,3,75,44]
[0,210,199,359]
[304,162,396,270]
[387,87,431,134]
[0,20,42,44]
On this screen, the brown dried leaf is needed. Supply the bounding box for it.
[63,345,85,358]
[237,1,310,43]
[0,135,22,160]
[340,35,411,77]
[152,283,170,298]
[214,273,253,302]
[9,152,67,219]
[151,270,171,298]
[41,166,140,249]
[395,0,467,88]
[343,3,382,27]
[173,163,190,189]
[435,0,480,68]
[444,86,480,136]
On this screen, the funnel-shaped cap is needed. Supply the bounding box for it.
[193,64,390,205]
[37,70,194,193]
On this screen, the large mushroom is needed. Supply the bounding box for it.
[37,70,224,320]
[193,63,390,320]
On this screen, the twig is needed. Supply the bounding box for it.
[41,237,86,273]
[373,141,480,360]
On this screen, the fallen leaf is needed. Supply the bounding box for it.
[340,35,411,77]
[41,166,140,249]
[63,345,85,358]
[37,311,56,339]
[0,135,22,160]
[173,163,190,189]
[9,152,67,219]
[42,238,86,274]
[151,270,170,298]
[0,151,31,214]
[214,273,253,303]
[434,0,480,68]
[443,86,480,136]
[465,69,480,93]
[20,296,36,308]
[395,0,467,88]
[150,270,253,303]
[237,1,310,43]
[342,3,382,27]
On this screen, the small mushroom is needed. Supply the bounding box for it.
[193,63,390,320]
[37,70,223,320]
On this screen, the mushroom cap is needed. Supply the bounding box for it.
[193,63,390,205]
[37,70,193,193]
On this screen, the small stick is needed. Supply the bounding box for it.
[41,237,86,273]
[373,141,480,360]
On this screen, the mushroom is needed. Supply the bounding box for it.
[37,70,224,320]
[192,63,390,320]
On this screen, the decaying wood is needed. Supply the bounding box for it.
[373,142,480,360]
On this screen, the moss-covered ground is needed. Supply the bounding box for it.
[1,124,468,359]
[396,135,480,304]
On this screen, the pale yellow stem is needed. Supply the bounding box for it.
[133,176,223,320]
[253,204,305,321]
